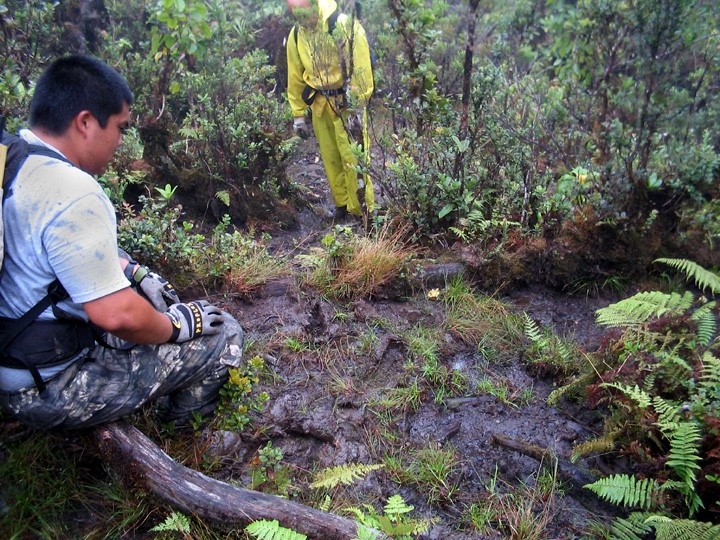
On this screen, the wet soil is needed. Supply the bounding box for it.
[210,140,623,538]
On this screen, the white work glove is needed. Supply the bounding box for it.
[165,300,224,343]
[293,116,310,139]
[129,265,181,311]
[347,111,363,132]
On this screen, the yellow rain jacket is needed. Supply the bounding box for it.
[287,0,375,215]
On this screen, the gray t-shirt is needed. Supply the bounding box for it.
[0,129,129,390]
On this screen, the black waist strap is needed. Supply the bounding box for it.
[0,319,95,393]
[302,85,346,106]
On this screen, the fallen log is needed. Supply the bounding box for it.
[94,421,388,540]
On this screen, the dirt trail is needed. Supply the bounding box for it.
[221,141,620,538]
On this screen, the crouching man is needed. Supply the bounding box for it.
[0,55,243,430]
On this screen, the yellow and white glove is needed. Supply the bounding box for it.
[165,301,224,343]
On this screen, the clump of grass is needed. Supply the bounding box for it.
[0,430,150,538]
[444,277,524,359]
[0,432,82,538]
[202,224,287,297]
[466,464,558,539]
[384,443,463,505]
[298,223,417,301]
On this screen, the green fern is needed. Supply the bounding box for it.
[346,494,434,539]
[653,396,682,433]
[654,258,720,296]
[691,301,717,346]
[318,494,332,513]
[601,382,652,408]
[383,494,414,516]
[149,511,191,533]
[596,291,694,327]
[524,313,544,343]
[663,422,704,516]
[608,512,653,540]
[354,525,383,540]
[310,463,384,489]
[665,422,702,485]
[584,474,662,510]
[645,516,720,540]
[608,513,720,540]
[700,351,720,388]
[245,519,307,540]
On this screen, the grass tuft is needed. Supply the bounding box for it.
[299,223,418,301]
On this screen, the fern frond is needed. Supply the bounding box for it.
[524,313,544,344]
[345,504,380,530]
[608,512,654,540]
[657,350,693,374]
[355,525,383,540]
[655,258,720,296]
[149,512,191,533]
[652,396,682,434]
[691,301,717,346]
[310,463,384,489]
[318,494,332,513]
[601,382,652,408]
[700,351,720,386]
[245,519,307,540]
[383,494,414,516]
[596,291,693,328]
[646,516,720,540]
[585,474,661,510]
[665,422,702,488]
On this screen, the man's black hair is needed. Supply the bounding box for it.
[29,55,134,135]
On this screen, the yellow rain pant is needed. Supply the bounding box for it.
[311,104,374,216]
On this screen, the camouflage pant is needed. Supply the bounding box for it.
[0,313,243,430]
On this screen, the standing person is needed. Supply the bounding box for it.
[286,0,375,221]
[0,55,244,430]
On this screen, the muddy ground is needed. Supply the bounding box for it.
[0,140,624,539]
[201,140,623,539]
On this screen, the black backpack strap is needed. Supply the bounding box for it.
[328,9,339,34]
[1,134,70,192]
[0,280,68,354]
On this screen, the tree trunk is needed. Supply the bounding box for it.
[94,421,387,540]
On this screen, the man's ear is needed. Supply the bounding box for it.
[74,110,93,137]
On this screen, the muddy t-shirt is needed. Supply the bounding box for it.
[0,129,129,390]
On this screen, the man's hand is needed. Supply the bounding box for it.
[347,111,364,144]
[347,111,362,131]
[293,116,310,139]
[131,265,181,310]
[165,301,224,343]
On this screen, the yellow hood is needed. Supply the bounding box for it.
[317,0,338,24]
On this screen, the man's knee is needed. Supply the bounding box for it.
[219,313,244,368]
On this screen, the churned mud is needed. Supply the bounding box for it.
[211,140,622,538]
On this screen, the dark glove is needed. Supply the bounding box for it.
[347,111,362,131]
[128,265,181,310]
[293,117,309,139]
[165,300,224,343]
[347,111,364,142]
